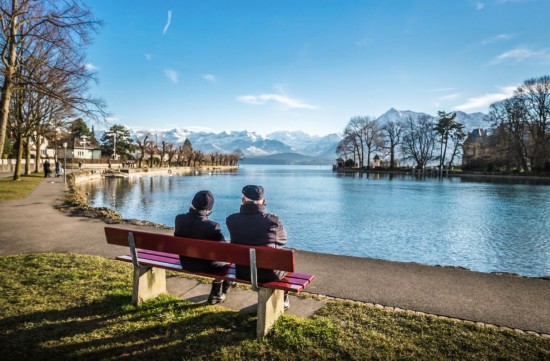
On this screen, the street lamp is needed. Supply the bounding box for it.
[106,130,124,160]
[63,142,67,183]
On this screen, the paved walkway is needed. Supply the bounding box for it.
[0,175,549,335]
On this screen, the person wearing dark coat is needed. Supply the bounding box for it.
[226,184,290,309]
[174,190,234,304]
[43,160,51,177]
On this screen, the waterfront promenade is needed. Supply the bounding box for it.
[0,175,549,335]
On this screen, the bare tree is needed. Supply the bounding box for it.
[8,38,76,180]
[192,150,204,167]
[361,117,384,168]
[158,140,168,167]
[0,0,103,157]
[166,143,176,167]
[516,75,550,170]
[401,115,437,169]
[490,96,530,171]
[335,136,356,166]
[381,119,403,169]
[343,116,365,167]
[134,134,149,168]
[145,140,157,167]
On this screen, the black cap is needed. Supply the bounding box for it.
[242,185,264,201]
[191,190,214,211]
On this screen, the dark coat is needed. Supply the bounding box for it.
[43,161,51,177]
[226,202,287,282]
[174,208,227,273]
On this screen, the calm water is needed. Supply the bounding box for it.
[82,165,550,278]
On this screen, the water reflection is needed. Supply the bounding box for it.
[82,166,550,277]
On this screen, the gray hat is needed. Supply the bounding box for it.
[192,190,214,211]
[242,185,264,201]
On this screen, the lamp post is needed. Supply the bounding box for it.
[63,142,67,183]
[106,130,124,160]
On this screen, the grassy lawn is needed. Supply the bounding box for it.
[0,254,548,360]
[0,173,44,201]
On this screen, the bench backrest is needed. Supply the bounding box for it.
[104,227,295,272]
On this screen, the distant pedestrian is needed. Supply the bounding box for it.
[78,161,82,169]
[55,161,62,177]
[43,160,51,178]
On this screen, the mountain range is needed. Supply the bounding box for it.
[129,108,491,165]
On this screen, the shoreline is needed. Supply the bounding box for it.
[333,167,550,181]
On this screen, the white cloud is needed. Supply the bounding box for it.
[453,86,516,111]
[470,1,485,10]
[105,116,120,123]
[428,87,457,92]
[164,68,179,83]
[202,74,216,82]
[85,63,98,71]
[482,34,513,45]
[163,10,172,34]
[439,93,461,101]
[491,46,550,64]
[236,93,317,109]
[144,53,152,61]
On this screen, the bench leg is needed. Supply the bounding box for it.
[132,266,166,306]
[256,287,284,338]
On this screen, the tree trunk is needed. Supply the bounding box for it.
[12,135,24,181]
[24,136,31,175]
[34,137,41,173]
[0,9,19,158]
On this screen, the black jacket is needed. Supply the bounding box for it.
[174,208,227,273]
[226,202,287,282]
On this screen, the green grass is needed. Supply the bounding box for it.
[0,254,548,360]
[0,173,44,201]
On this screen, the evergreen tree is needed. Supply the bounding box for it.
[100,125,134,159]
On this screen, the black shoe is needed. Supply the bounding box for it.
[222,280,236,294]
[284,292,290,310]
[207,281,225,304]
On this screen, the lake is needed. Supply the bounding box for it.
[81,165,550,278]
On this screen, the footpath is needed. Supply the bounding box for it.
[0,175,549,335]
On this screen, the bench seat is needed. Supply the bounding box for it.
[115,249,314,293]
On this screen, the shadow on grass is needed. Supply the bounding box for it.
[0,294,257,360]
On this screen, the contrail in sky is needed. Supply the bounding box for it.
[163,10,172,34]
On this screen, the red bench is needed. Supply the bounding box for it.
[104,226,315,337]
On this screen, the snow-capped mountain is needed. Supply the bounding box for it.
[125,108,490,164]
[376,108,490,132]
[454,111,491,131]
[266,131,342,158]
[132,129,296,156]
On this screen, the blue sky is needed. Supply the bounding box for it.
[85,0,550,136]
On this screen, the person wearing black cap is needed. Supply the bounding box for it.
[226,184,290,309]
[174,190,234,304]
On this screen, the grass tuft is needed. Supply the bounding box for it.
[0,254,548,360]
[0,174,44,201]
